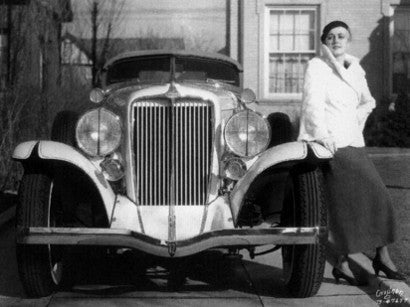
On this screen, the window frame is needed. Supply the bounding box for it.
[263,5,320,100]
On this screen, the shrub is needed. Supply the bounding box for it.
[365,93,410,147]
[0,79,90,192]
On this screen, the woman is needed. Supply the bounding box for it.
[298,21,405,284]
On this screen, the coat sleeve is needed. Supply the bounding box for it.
[297,59,329,142]
[356,67,376,132]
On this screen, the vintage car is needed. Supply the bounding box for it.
[13,50,331,298]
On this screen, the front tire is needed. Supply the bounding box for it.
[16,172,74,297]
[281,169,326,298]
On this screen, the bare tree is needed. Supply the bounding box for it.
[0,0,68,190]
[65,0,125,86]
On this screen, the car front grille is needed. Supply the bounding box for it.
[133,98,214,206]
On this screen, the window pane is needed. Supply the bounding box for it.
[295,34,309,50]
[279,13,294,34]
[269,53,313,93]
[270,35,279,51]
[295,13,310,34]
[279,34,293,51]
[300,10,315,30]
[270,11,280,35]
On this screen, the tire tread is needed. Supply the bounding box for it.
[16,173,56,297]
[284,169,326,298]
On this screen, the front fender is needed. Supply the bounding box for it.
[13,141,116,220]
[230,141,331,225]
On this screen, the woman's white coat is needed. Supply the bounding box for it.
[298,46,375,148]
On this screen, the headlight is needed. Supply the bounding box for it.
[76,108,121,156]
[224,110,270,157]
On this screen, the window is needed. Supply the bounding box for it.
[392,7,410,94]
[264,7,318,98]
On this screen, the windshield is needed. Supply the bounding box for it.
[175,57,239,86]
[106,56,171,85]
[105,55,240,86]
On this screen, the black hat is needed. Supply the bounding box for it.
[321,21,350,43]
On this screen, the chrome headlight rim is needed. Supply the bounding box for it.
[224,110,271,158]
[75,108,122,157]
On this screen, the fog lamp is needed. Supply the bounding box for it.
[224,157,247,180]
[100,157,124,181]
[90,88,105,103]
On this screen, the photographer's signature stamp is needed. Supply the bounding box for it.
[376,288,409,305]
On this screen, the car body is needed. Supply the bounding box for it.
[13,50,331,298]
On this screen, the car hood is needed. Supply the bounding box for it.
[105,82,239,111]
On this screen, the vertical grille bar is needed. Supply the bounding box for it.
[134,98,213,206]
[176,103,180,205]
[184,104,188,205]
[136,105,140,203]
[188,102,192,205]
[193,102,196,205]
[153,105,157,206]
[200,105,204,204]
[149,102,152,205]
[166,104,170,205]
[205,105,209,204]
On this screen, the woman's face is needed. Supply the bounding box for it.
[324,26,350,57]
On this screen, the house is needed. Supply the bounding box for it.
[225,0,410,121]
[60,32,93,85]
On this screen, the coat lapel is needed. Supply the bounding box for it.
[321,45,361,100]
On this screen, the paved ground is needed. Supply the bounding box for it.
[0,219,382,307]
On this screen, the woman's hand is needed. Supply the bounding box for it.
[316,136,338,154]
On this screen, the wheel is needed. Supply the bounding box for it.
[51,110,78,146]
[281,169,326,298]
[16,171,75,297]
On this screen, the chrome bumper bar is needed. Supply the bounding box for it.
[16,226,327,258]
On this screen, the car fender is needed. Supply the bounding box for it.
[13,141,116,220]
[230,141,331,225]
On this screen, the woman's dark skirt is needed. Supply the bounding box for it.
[323,146,397,254]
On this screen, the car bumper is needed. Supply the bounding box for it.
[16,226,327,258]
